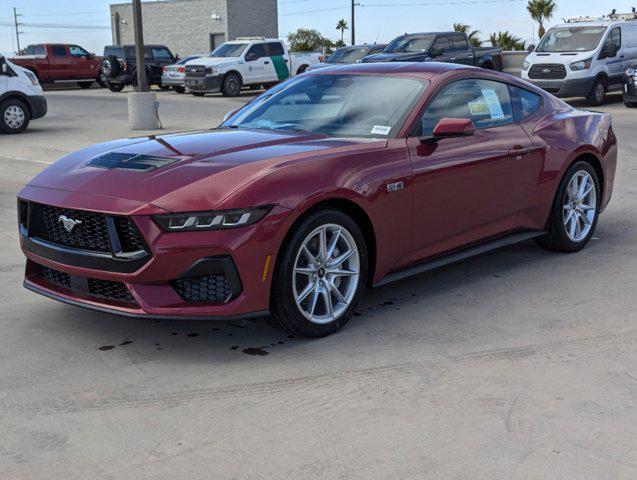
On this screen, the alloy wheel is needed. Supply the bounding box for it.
[4,105,25,129]
[563,170,597,242]
[293,224,360,324]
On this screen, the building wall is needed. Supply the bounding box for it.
[110,0,229,56]
[226,0,278,40]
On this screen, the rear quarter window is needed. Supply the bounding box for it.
[509,85,543,121]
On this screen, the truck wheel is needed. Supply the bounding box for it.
[77,81,93,89]
[173,86,186,94]
[0,99,30,134]
[585,78,606,106]
[106,82,125,92]
[221,72,242,97]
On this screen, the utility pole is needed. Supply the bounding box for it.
[131,0,147,92]
[351,0,355,45]
[13,7,22,53]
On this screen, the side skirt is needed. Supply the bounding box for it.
[373,230,545,288]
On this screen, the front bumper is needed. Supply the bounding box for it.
[185,75,223,93]
[18,185,292,320]
[27,95,47,120]
[624,76,637,102]
[524,77,596,98]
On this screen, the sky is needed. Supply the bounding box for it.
[0,0,629,56]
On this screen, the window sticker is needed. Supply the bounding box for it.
[481,88,505,119]
[468,100,489,116]
[371,125,391,135]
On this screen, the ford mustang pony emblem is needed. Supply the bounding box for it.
[58,215,82,233]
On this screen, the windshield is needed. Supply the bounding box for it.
[384,35,435,53]
[222,74,428,139]
[210,43,248,57]
[327,48,367,63]
[537,26,606,52]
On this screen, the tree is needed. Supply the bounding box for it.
[334,39,346,49]
[336,19,349,43]
[527,0,557,40]
[490,31,527,51]
[287,28,334,53]
[453,22,482,47]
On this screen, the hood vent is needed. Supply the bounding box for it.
[87,152,179,172]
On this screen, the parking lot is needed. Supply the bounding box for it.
[1,87,636,479]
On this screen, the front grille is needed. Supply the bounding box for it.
[529,63,566,80]
[27,203,147,255]
[172,274,231,303]
[88,278,136,303]
[38,264,136,304]
[32,203,112,252]
[41,266,71,289]
[184,64,206,77]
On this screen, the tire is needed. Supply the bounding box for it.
[0,98,30,134]
[173,86,186,94]
[190,92,205,97]
[535,160,601,253]
[624,99,637,108]
[106,82,125,92]
[77,81,93,89]
[268,209,368,338]
[100,56,120,78]
[221,72,242,97]
[585,78,606,106]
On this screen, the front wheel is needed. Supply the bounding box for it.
[535,161,600,253]
[269,210,367,337]
[221,72,242,97]
[585,78,606,106]
[0,99,30,134]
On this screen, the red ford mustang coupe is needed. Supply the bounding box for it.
[18,63,617,337]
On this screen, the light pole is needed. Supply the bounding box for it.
[131,0,147,92]
[13,7,23,53]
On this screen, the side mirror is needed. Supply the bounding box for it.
[420,118,475,142]
[245,52,257,62]
[0,58,6,74]
[222,109,238,122]
[527,44,536,53]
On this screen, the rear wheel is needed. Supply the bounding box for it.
[535,161,600,253]
[585,78,606,106]
[0,99,30,134]
[221,72,242,97]
[173,85,186,94]
[269,210,367,337]
[77,81,93,89]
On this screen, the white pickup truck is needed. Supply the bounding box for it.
[184,37,322,97]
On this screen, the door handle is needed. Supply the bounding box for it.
[449,57,456,61]
[508,146,535,157]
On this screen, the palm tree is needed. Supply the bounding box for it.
[336,19,349,43]
[453,22,482,47]
[527,0,557,40]
[490,31,527,51]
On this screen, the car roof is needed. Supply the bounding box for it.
[305,61,471,78]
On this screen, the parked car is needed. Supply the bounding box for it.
[0,56,47,133]
[623,65,637,107]
[100,44,176,92]
[10,43,102,88]
[522,12,637,106]
[184,37,322,96]
[362,32,503,70]
[17,63,616,337]
[308,44,386,71]
[160,55,204,93]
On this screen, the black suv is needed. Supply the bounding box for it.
[100,45,175,92]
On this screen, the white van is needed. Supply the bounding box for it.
[0,55,47,133]
[522,12,637,105]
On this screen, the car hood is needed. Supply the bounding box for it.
[362,52,431,63]
[187,57,239,67]
[27,129,375,212]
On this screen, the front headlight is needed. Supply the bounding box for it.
[522,60,530,71]
[154,206,273,232]
[626,68,637,77]
[205,66,220,76]
[570,57,592,71]
[24,70,39,85]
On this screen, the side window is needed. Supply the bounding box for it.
[69,46,88,57]
[432,36,451,53]
[602,27,621,56]
[451,34,469,50]
[26,46,34,55]
[152,47,173,61]
[420,79,513,136]
[35,45,45,56]
[509,86,543,121]
[266,42,285,56]
[52,45,67,57]
[246,44,266,59]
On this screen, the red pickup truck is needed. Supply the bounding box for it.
[11,44,102,88]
